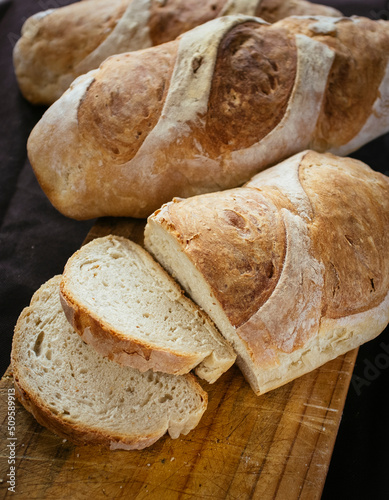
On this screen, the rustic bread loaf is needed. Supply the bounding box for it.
[13,0,341,105]
[144,151,389,396]
[11,275,208,449]
[27,15,389,220]
[60,235,235,383]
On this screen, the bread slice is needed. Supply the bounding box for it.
[60,235,236,383]
[11,275,208,450]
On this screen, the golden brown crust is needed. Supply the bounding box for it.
[154,188,287,328]
[205,22,297,154]
[277,17,389,150]
[146,152,389,395]
[148,0,226,45]
[14,0,342,105]
[77,42,178,165]
[14,0,128,104]
[300,151,389,318]
[316,18,389,149]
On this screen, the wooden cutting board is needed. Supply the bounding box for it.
[0,217,358,499]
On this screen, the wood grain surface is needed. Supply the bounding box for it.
[0,218,359,499]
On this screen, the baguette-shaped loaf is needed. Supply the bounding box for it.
[28,15,389,220]
[144,151,389,395]
[60,235,235,383]
[14,0,341,104]
[11,276,208,449]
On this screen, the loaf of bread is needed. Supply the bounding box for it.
[11,275,208,449]
[144,151,389,396]
[60,235,235,383]
[27,15,389,220]
[14,0,341,105]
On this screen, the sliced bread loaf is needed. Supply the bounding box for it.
[11,275,208,450]
[144,151,389,395]
[60,235,236,383]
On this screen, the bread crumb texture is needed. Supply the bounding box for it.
[11,276,207,448]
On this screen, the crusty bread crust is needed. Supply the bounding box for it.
[27,15,389,220]
[279,16,389,151]
[77,42,178,167]
[145,151,389,395]
[206,22,297,153]
[13,0,129,104]
[14,0,341,105]
[11,276,208,449]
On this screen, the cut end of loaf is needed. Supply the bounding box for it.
[145,151,389,396]
[145,214,249,376]
[11,275,208,449]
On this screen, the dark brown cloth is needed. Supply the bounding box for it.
[1,2,388,498]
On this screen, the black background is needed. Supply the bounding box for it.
[1,1,389,498]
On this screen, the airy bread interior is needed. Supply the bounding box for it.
[144,219,257,387]
[11,276,208,450]
[60,235,235,383]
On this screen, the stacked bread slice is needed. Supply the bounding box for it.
[12,276,208,450]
